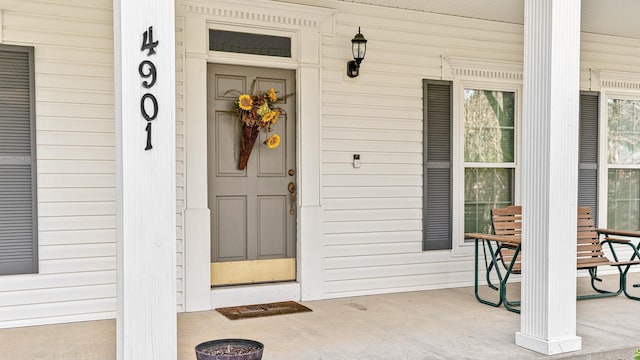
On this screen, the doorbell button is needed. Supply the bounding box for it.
[353,154,361,168]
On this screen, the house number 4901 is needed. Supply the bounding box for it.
[140,26,159,150]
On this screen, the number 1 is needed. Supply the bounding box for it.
[145,122,153,151]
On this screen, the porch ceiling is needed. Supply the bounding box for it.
[338,0,640,40]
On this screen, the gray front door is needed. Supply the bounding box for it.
[207,63,296,286]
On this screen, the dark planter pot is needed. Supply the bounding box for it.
[195,339,264,360]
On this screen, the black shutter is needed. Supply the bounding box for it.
[0,45,38,275]
[423,80,452,250]
[578,91,599,224]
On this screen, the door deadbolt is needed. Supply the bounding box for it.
[288,169,295,176]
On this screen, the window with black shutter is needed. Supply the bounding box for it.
[578,92,599,224]
[423,80,452,250]
[0,44,38,275]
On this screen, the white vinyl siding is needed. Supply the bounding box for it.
[0,0,116,328]
[0,0,186,327]
[320,1,524,297]
[316,0,640,298]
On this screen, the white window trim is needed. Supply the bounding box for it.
[591,69,640,227]
[444,57,523,256]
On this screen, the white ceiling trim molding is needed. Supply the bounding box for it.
[182,0,335,34]
[590,69,640,92]
[442,56,523,82]
[335,0,640,40]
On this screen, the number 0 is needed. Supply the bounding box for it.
[140,93,158,121]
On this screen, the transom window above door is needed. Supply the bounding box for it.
[209,29,292,58]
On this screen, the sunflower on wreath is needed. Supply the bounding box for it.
[232,86,285,169]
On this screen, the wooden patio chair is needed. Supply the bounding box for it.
[466,206,640,314]
[467,205,522,313]
[579,207,640,301]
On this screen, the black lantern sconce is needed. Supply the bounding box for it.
[347,27,367,78]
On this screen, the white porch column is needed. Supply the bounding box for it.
[517,0,582,355]
[182,14,212,312]
[298,28,325,301]
[114,0,176,359]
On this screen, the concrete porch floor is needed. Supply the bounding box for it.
[1,274,639,360]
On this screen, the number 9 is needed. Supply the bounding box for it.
[139,60,157,88]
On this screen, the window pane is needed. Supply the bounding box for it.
[608,98,640,164]
[464,89,515,163]
[464,168,513,233]
[209,30,291,58]
[608,169,640,230]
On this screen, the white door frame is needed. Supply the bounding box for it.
[180,0,334,311]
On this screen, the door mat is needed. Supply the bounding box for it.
[216,301,312,320]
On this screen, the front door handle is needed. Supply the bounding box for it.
[288,182,296,215]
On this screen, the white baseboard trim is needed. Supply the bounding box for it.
[210,282,301,309]
[516,332,582,355]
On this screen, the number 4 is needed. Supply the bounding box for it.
[141,26,159,56]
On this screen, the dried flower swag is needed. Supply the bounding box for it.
[229,85,288,170]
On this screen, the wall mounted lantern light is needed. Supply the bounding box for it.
[347,27,367,78]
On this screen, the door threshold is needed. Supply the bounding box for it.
[211,280,297,289]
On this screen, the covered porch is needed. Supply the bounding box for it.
[2,275,639,359]
[3,0,640,358]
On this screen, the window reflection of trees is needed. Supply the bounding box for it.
[608,99,640,230]
[464,90,515,163]
[465,168,513,233]
[608,99,640,164]
[464,89,515,233]
[607,170,640,231]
